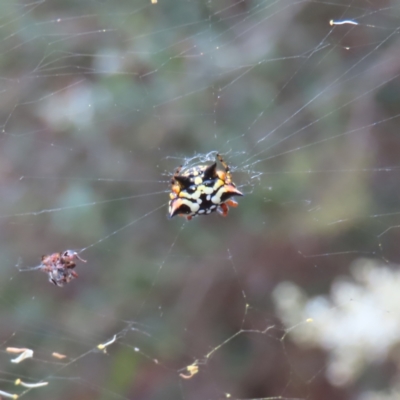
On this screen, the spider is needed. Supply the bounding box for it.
[169,153,243,221]
[40,250,86,287]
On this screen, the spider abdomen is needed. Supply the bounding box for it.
[169,155,243,220]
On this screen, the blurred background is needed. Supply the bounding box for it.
[1,0,400,399]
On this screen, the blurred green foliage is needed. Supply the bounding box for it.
[1,0,400,399]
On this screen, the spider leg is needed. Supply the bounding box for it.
[71,270,79,278]
[171,165,183,184]
[216,153,229,173]
[217,203,229,217]
[217,153,235,184]
[225,199,239,208]
[74,254,87,263]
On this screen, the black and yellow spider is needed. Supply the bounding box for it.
[168,154,243,220]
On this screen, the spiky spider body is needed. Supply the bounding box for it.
[40,250,86,287]
[169,154,243,221]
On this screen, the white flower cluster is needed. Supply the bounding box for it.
[273,258,400,389]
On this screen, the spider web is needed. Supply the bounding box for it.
[1,0,400,399]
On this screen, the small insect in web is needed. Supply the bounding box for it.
[39,250,86,287]
[169,153,243,221]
